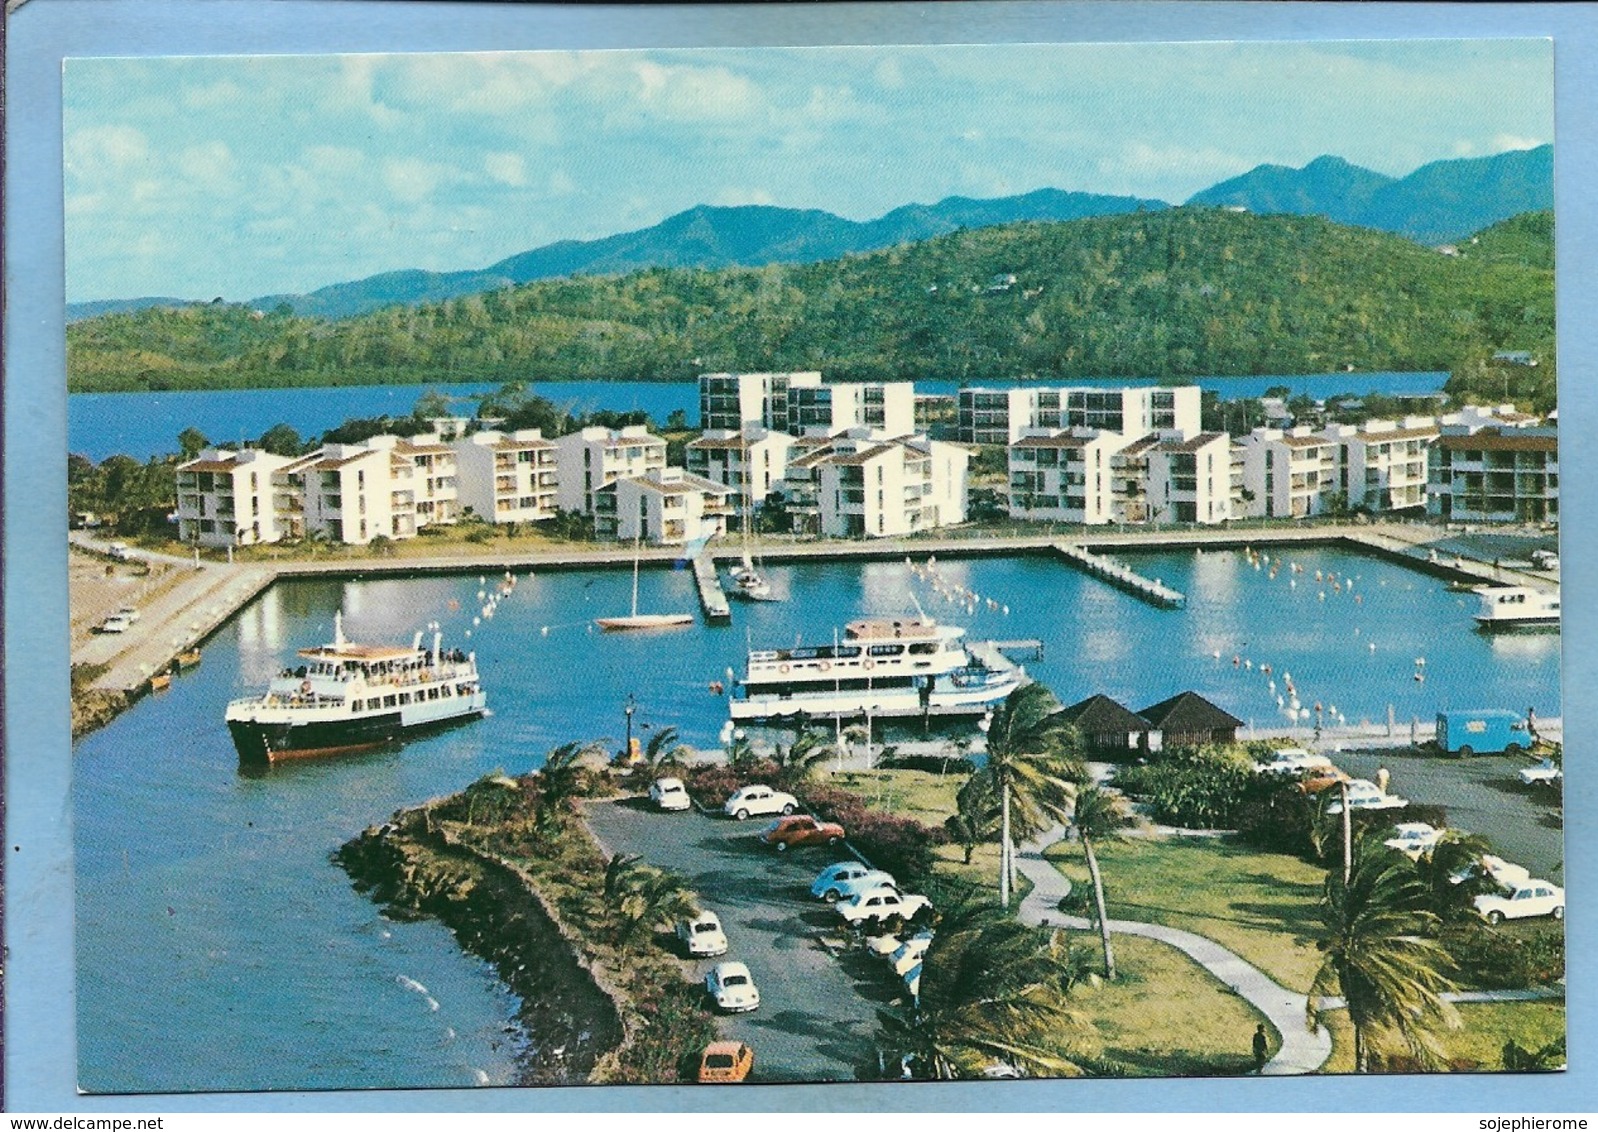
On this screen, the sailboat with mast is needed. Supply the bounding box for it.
[727,441,780,602]
[596,538,694,630]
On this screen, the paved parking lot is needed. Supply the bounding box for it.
[1326,746,1564,880]
[582,798,907,1083]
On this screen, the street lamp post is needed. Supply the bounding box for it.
[624,693,637,762]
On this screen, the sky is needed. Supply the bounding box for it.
[63,39,1554,303]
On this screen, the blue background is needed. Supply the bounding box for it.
[7,0,1596,1113]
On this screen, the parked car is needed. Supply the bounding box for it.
[835,885,932,927]
[722,784,798,821]
[96,611,136,634]
[115,606,141,623]
[812,862,897,904]
[760,814,845,852]
[886,932,935,978]
[1531,549,1560,571]
[705,961,760,1013]
[1383,822,1444,859]
[1475,880,1564,925]
[1519,759,1563,788]
[106,541,138,562]
[1324,778,1408,814]
[1256,747,1336,775]
[676,911,729,958]
[1451,854,1532,890]
[649,776,692,811]
[697,1041,754,1083]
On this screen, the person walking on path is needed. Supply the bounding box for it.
[1376,766,1391,795]
[1253,1023,1269,1072]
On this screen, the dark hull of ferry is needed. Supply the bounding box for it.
[228,708,485,765]
[1473,615,1560,632]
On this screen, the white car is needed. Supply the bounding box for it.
[705,961,760,1013]
[722,784,797,821]
[1475,880,1564,925]
[106,542,138,561]
[1324,779,1408,814]
[1519,759,1563,787]
[1383,822,1444,859]
[886,932,935,978]
[1256,747,1336,775]
[676,911,729,958]
[115,606,141,623]
[96,611,136,634]
[649,776,692,811]
[1452,854,1533,889]
[811,862,897,904]
[1531,549,1560,571]
[835,885,932,927]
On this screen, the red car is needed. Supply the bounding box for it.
[760,814,845,852]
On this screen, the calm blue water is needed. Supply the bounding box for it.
[74,546,1557,1092]
[68,372,1448,462]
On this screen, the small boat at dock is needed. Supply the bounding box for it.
[174,648,202,669]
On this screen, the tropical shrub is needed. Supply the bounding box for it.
[1440,922,1565,990]
[1112,744,1256,829]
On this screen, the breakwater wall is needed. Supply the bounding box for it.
[335,812,624,1086]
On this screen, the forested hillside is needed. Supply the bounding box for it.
[67,208,1556,410]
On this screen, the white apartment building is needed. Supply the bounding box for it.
[451,429,559,525]
[274,443,400,545]
[1006,429,1131,525]
[784,431,968,538]
[390,435,460,528]
[599,467,732,546]
[1109,435,1161,524]
[1147,432,1234,525]
[1322,420,1437,512]
[684,427,797,512]
[959,385,1201,445]
[1235,428,1341,519]
[175,448,296,548]
[1428,425,1559,525]
[699,371,821,433]
[785,381,916,437]
[553,425,667,516]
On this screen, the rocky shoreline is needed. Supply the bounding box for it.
[335,807,626,1086]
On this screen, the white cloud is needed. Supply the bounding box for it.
[627,59,766,123]
[874,57,904,90]
[484,152,527,187]
[1494,133,1548,152]
[382,157,445,203]
[710,187,776,207]
[65,125,150,174]
[177,141,236,187]
[1099,142,1251,187]
[181,79,245,110]
[548,169,576,196]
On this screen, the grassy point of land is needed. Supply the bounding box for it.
[1045,834,1329,993]
[1316,1001,1564,1075]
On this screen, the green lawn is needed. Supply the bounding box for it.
[1045,834,1331,993]
[1317,1001,1565,1074]
[828,767,966,827]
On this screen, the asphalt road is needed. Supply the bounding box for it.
[1326,746,1564,881]
[582,798,907,1083]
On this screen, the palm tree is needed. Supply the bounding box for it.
[534,741,598,832]
[725,732,759,772]
[1307,836,1460,1072]
[981,683,1086,907]
[641,725,688,779]
[1413,830,1496,921]
[601,853,699,950]
[1070,784,1131,981]
[772,727,837,777]
[876,895,1092,1079]
[946,771,999,865]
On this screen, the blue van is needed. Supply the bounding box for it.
[1436,710,1531,757]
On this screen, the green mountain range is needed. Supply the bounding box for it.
[67,207,1556,412]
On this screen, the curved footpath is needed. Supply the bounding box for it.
[1011,825,1334,1076]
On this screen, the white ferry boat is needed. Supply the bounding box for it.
[727,617,1021,722]
[1473,586,1561,629]
[225,613,486,764]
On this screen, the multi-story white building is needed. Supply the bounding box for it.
[390,435,460,529]
[175,448,296,548]
[782,431,968,538]
[684,427,797,512]
[451,429,559,525]
[1006,429,1130,525]
[1147,432,1234,525]
[699,372,821,432]
[785,381,916,437]
[1322,420,1437,512]
[1109,435,1161,524]
[1428,425,1559,525]
[553,425,667,516]
[273,442,402,545]
[959,385,1201,445]
[1235,427,1341,519]
[599,467,733,546]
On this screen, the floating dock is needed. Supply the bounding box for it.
[967,640,1034,686]
[1053,543,1186,609]
[987,638,1045,661]
[691,551,732,624]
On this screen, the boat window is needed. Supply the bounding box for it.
[384,695,398,708]
[908,642,938,655]
[399,693,412,705]
[836,646,861,659]
[868,644,904,657]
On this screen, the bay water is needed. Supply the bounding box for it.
[73,545,1558,1092]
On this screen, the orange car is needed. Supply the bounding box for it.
[698,1041,754,1083]
[759,814,845,852]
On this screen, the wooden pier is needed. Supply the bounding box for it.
[691,550,732,624]
[1053,543,1186,609]
[987,638,1045,661]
